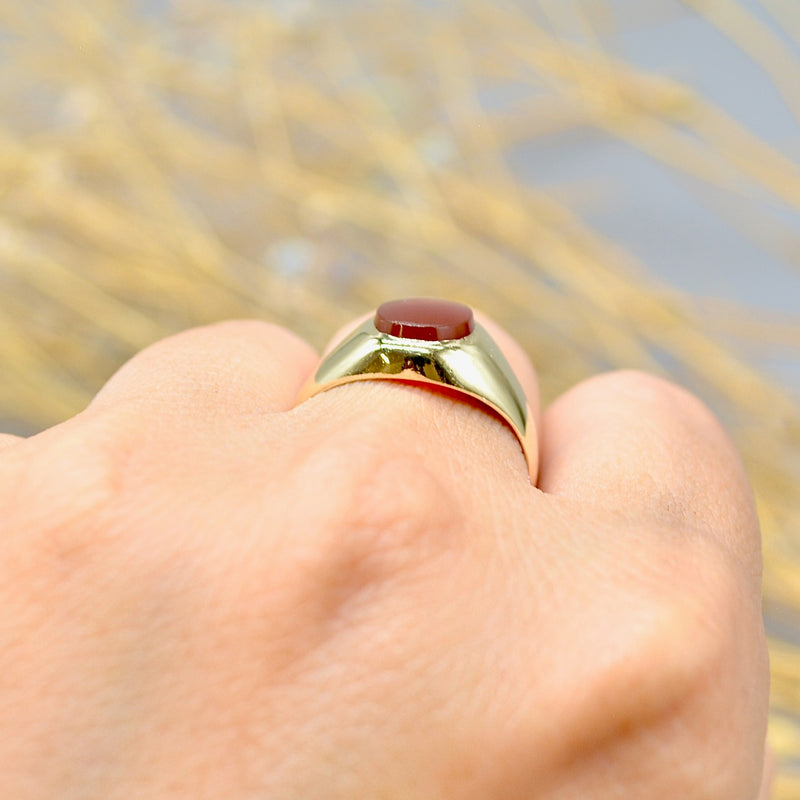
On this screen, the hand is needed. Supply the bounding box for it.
[0,315,770,799]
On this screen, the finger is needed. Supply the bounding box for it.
[90,320,318,417]
[298,303,540,489]
[538,370,760,569]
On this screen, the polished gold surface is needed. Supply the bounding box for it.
[297,318,538,482]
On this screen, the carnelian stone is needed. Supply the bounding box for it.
[374,298,475,341]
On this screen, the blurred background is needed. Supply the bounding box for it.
[1,0,799,794]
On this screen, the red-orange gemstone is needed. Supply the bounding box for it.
[374,298,475,341]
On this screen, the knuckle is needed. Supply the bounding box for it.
[632,556,734,716]
[318,437,463,576]
[661,548,767,796]
[289,424,466,596]
[235,427,468,666]
[2,411,138,569]
[580,539,762,794]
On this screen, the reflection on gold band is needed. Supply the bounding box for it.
[297,318,538,483]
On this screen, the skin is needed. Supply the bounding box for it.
[0,316,770,799]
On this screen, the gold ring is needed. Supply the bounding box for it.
[296,298,538,482]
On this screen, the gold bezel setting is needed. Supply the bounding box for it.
[297,315,538,482]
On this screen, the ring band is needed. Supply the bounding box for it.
[296,298,539,482]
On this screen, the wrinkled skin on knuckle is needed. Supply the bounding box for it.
[0,406,236,615]
[290,417,467,573]
[0,414,158,794]
[528,532,768,800]
[263,429,469,654]
[643,538,768,800]
[0,412,132,579]
[452,513,763,800]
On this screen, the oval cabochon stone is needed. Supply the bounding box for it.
[374,298,475,341]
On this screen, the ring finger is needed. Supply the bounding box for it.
[294,301,542,501]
